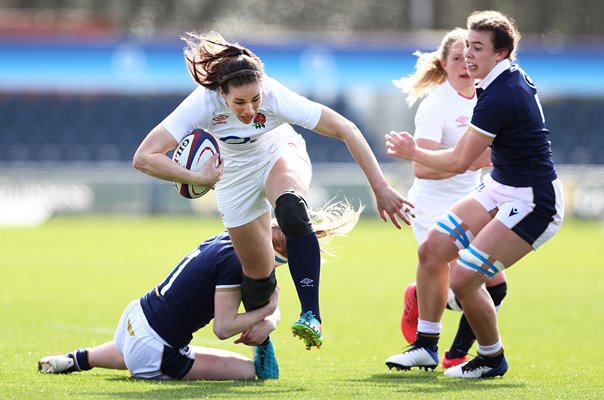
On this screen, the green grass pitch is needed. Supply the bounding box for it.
[1,216,603,399]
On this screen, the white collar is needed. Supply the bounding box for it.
[476,59,512,90]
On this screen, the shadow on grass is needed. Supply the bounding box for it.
[354,372,527,394]
[81,376,305,399]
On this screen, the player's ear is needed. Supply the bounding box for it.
[496,48,509,61]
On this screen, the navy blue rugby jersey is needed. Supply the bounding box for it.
[470,61,557,187]
[140,232,242,349]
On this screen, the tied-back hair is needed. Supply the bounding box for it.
[182,31,264,93]
[271,198,365,262]
[393,28,468,106]
[467,10,520,61]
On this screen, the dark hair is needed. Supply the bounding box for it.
[182,31,264,93]
[467,10,521,61]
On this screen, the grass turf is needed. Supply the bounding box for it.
[1,215,603,399]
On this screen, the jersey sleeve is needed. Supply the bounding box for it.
[215,253,243,292]
[469,92,508,139]
[413,94,446,143]
[264,77,322,130]
[161,87,213,142]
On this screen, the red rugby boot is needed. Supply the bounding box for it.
[401,282,418,343]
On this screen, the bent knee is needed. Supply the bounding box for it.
[274,191,312,239]
[417,231,457,267]
[449,273,467,297]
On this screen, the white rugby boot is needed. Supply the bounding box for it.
[38,354,77,374]
[385,344,439,371]
[444,354,508,378]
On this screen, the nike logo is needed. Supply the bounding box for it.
[509,208,519,217]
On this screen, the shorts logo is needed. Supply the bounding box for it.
[127,319,136,336]
[509,208,519,217]
[300,278,314,287]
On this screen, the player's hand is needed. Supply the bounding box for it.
[385,131,416,160]
[233,319,276,346]
[373,184,415,229]
[193,153,224,188]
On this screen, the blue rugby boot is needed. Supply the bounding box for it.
[444,353,508,378]
[291,311,322,350]
[253,340,279,379]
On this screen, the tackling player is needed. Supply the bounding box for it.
[38,200,363,379]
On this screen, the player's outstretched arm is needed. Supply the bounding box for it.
[312,107,414,228]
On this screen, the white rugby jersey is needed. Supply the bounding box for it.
[161,75,322,160]
[410,79,481,199]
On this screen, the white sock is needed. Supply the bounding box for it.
[417,319,441,335]
[477,338,503,356]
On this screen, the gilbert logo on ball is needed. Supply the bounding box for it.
[172,129,220,199]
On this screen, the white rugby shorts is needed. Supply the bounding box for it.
[114,300,195,380]
[471,174,564,249]
[215,124,311,228]
[408,184,473,244]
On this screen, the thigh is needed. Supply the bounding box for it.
[265,154,312,206]
[449,196,494,238]
[264,125,312,205]
[227,212,274,278]
[470,218,534,269]
[184,346,255,380]
[450,219,532,288]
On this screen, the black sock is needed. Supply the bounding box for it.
[486,282,507,306]
[447,315,474,358]
[286,232,321,321]
[479,351,505,367]
[416,332,439,352]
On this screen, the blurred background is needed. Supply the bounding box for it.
[0,0,602,226]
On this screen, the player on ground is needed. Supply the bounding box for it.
[385,10,564,378]
[133,31,413,350]
[390,28,507,368]
[38,200,363,379]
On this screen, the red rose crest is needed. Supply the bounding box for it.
[253,113,266,129]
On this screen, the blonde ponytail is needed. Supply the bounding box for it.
[271,198,364,262]
[393,28,468,106]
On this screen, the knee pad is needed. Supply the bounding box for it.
[486,282,507,309]
[435,212,474,249]
[274,191,313,239]
[241,270,277,312]
[457,244,505,279]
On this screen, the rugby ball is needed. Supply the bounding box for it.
[172,129,220,199]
